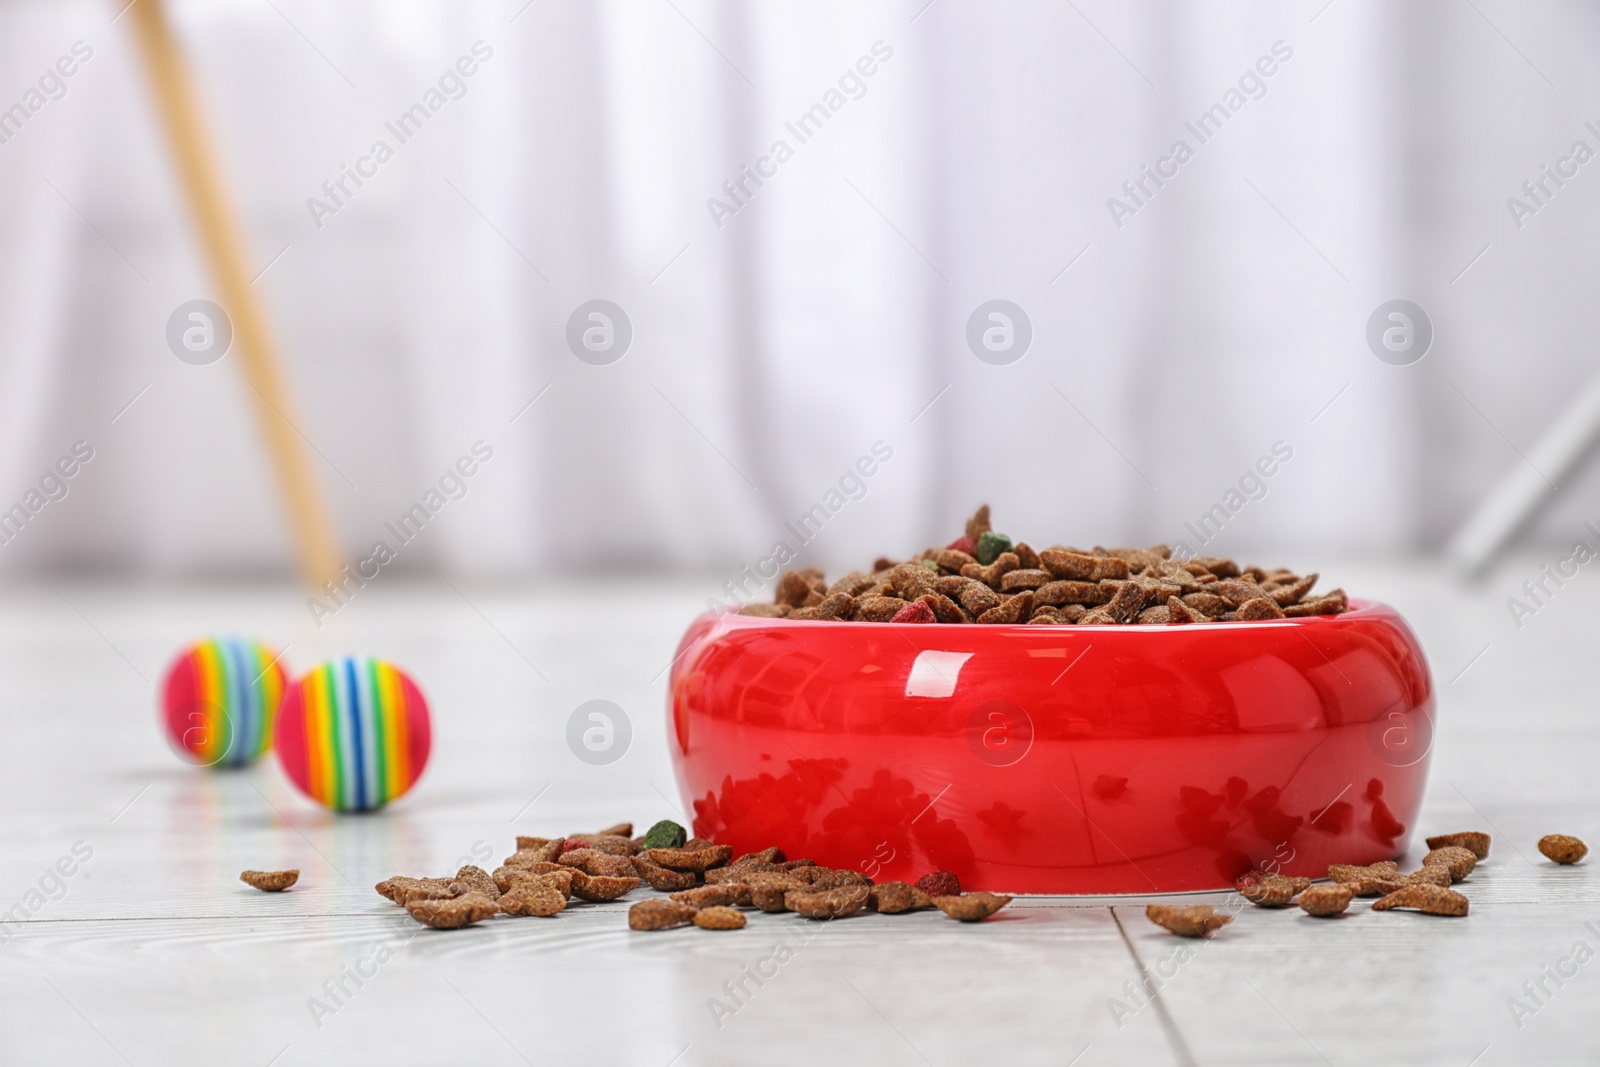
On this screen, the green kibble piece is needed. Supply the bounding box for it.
[975,530,1013,565]
[643,820,687,850]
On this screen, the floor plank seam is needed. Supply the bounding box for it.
[1110,906,1200,1067]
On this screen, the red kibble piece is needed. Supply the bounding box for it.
[561,838,588,854]
[890,601,937,624]
[915,870,960,898]
[946,535,978,556]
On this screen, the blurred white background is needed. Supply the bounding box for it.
[1,0,1597,583]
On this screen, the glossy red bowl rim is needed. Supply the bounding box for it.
[706,597,1374,635]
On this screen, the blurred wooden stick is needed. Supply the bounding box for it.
[126,0,343,589]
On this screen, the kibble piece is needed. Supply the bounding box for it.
[1136,606,1172,625]
[1182,592,1229,616]
[514,836,555,852]
[1236,871,1310,908]
[965,505,992,540]
[1298,884,1355,917]
[1000,569,1050,592]
[740,602,789,618]
[919,592,968,624]
[747,882,801,912]
[574,835,637,856]
[1424,832,1491,860]
[791,592,854,620]
[733,846,785,866]
[785,885,870,919]
[671,885,747,908]
[1130,574,1183,603]
[1212,579,1268,609]
[567,871,641,902]
[853,595,908,622]
[632,856,698,890]
[827,572,875,597]
[946,581,997,619]
[1360,866,1452,896]
[1090,556,1131,581]
[1039,549,1099,581]
[1538,834,1589,864]
[1371,884,1469,916]
[558,849,637,878]
[451,865,498,899]
[1107,546,1161,572]
[887,563,940,601]
[914,871,960,898]
[1269,573,1319,606]
[379,877,456,906]
[890,600,937,624]
[498,876,570,917]
[1422,846,1477,882]
[240,869,299,892]
[693,906,747,931]
[1235,597,1286,621]
[962,553,1021,589]
[503,840,563,868]
[809,868,871,890]
[1328,860,1400,895]
[868,881,933,913]
[1146,904,1231,937]
[495,866,573,898]
[976,591,1034,624]
[975,530,1014,565]
[407,892,500,929]
[1035,580,1113,607]
[641,820,687,851]
[493,862,562,893]
[1166,596,1205,624]
[933,549,977,573]
[776,570,820,608]
[644,845,734,873]
[1103,581,1146,624]
[1283,589,1348,616]
[931,892,1012,922]
[1328,860,1444,897]
[531,838,566,862]
[1327,860,1399,883]
[705,863,770,884]
[629,899,698,931]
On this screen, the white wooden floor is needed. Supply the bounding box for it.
[0,560,1595,1066]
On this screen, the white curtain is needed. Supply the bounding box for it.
[1,0,1597,579]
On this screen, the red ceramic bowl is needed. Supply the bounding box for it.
[667,600,1434,894]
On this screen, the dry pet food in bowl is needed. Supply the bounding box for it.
[668,508,1432,894]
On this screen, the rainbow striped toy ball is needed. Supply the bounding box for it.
[160,637,289,767]
[274,657,431,812]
